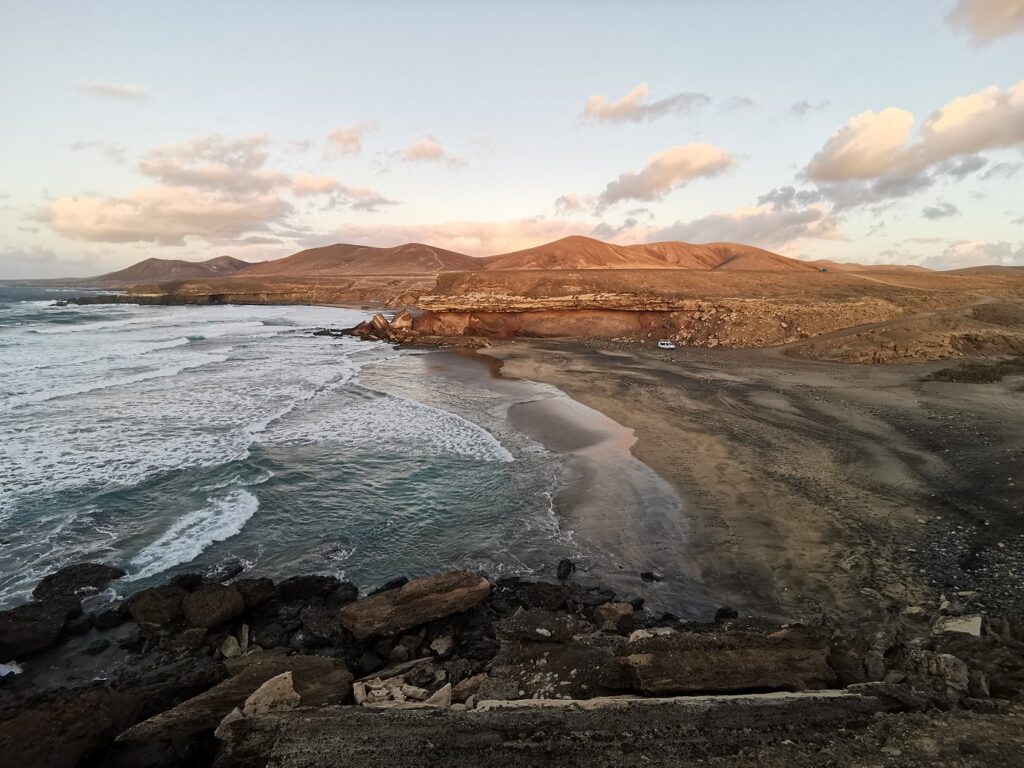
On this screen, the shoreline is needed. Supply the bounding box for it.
[414,350,711,617]
[478,338,1024,622]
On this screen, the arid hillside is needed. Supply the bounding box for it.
[238,243,483,277]
[79,255,252,287]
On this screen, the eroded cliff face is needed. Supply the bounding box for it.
[413,296,916,348]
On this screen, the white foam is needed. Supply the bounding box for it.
[126,488,259,581]
[261,386,514,462]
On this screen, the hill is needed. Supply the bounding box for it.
[239,243,483,276]
[84,255,251,286]
[812,259,932,274]
[480,236,816,271]
[945,265,1024,276]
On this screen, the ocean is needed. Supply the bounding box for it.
[0,286,578,606]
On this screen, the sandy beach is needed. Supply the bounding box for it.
[481,340,1024,622]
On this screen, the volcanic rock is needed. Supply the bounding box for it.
[231,578,279,611]
[0,598,81,658]
[278,575,342,601]
[594,602,634,633]
[610,630,836,695]
[340,571,490,640]
[242,672,301,717]
[31,562,125,602]
[182,584,245,629]
[128,584,187,626]
[118,654,352,742]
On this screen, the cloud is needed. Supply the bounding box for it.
[137,134,289,194]
[591,218,642,239]
[757,185,823,209]
[722,95,757,112]
[291,174,340,196]
[327,122,376,156]
[649,203,843,250]
[582,83,711,123]
[324,186,398,213]
[947,0,1024,43]
[402,137,466,168]
[924,240,1024,269]
[79,81,149,100]
[922,201,960,219]
[806,80,1024,183]
[938,154,988,178]
[69,140,128,164]
[554,193,588,215]
[598,144,735,206]
[980,161,1023,180]
[327,217,583,256]
[790,99,830,118]
[44,186,290,245]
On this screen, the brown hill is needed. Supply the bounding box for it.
[812,259,932,274]
[81,255,251,287]
[480,236,816,272]
[944,265,1024,276]
[239,243,483,277]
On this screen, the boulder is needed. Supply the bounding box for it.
[128,584,187,626]
[390,310,414,330]
[231,578,279,611]
[933,614,983,636]
[714,606,739,622]
[452,673,488,703]
[556,559,575,581]
[610,631,836,695]
[300,605,344,642]
[242,672,301,717]
[0,598,81,657]
[340,571,490,640]
[32,562,125,602]
[594,602,634,632]
[183,584,245,629]
[0,686,142,768]
[118,654,352,743]
[278,574,342,601]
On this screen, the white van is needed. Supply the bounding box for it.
[656,339,677,350]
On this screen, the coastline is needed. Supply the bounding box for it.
[479,339,1024,622]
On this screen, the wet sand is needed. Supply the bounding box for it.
[480,340,1024,622]
[413,351,706,615]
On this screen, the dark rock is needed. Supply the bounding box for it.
[594,602,634,633]
[177,627,208,650]
[118,655,352,743]
[128,585,187,626]
[32,562,125,602]
[299,605,345,642]
[169,572,205,592]
[232,578,278,611]
[65,611,96,637]
[251,621,288,649]
[94,602,129,630]
[608,630,836,695]
[356,652,385,676]
[182,584,244,629]
[340,571,491,640]
[640,570,664,583]
[628,596,645,611]
[278,574,342,601]
[326,581,359,606]
[84,637,111,656]
[498,608,581,643]
[0,687,142,768]
[556,559,576,581]
[370,576,409,595]
[715,606,740,622]
[0,597,80,658]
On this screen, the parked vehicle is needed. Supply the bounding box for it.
[656,339,677,350]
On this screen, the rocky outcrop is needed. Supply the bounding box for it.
[182,585,245,629]
[340,571,491,640]
[341,313,490,349]
[0,597,81,658]
[127,584,187,626]
[31,562,125,602]
[118,654,352,743]
[610,630,836,695]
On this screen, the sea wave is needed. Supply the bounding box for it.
[125,488,260,581]
[0,352,230,410]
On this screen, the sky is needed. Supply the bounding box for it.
[1,0,1023,278]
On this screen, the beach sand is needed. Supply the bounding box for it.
[479,340,1024,622]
